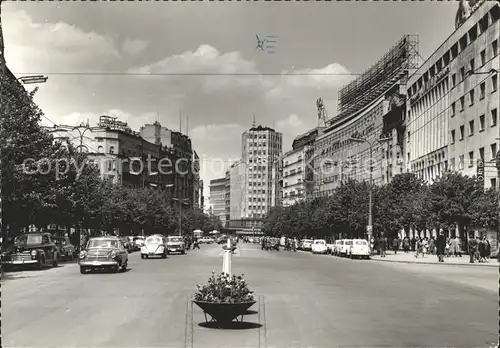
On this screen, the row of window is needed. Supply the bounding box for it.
[408,5,500,96]
[450,74,498,115]
[450,108,498,143]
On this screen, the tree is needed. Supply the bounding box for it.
[470,187,499,230]
[429,172,483,237]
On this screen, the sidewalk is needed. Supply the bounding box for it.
[371,252,499,267]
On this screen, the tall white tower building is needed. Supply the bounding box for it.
[240,125,283,219]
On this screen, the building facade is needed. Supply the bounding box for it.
[313,35,418,197]
[228,160,245,221]
[140,121,199,205]
[241,125,283,219]
[282,127,324,206]
[209,178,227,225]
[406,0,499,189]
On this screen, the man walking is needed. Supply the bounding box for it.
[436,232,446,262]
[468,235,478,263]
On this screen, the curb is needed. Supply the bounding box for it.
[371,257,499,268]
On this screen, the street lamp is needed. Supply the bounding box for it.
[172,197,190,236]
[348,135,392,248]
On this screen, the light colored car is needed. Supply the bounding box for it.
[312,239,328,254]
[199,237,214,244]
[301,239,313,251]
[340,239,353,257]
[348,239,370,259]
[166,236,186,254]
[134,236,145,249]
[333,240,344,256]
[141,235,168,259]
[79,236,128,274]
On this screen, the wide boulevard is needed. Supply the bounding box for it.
[3,243,497,348]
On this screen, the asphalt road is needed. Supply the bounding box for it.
[2,243,498,348]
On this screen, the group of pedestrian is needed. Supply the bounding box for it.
[184,236,200,250]
[467,236,492,263]
[385,233,492,263]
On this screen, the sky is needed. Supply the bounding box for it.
[3,1,459,206]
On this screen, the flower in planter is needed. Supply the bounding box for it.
[194,271,255,303]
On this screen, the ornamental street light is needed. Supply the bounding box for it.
[348,135,392,249]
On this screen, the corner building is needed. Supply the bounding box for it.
[406,1,499,188]
[313,36,419,197]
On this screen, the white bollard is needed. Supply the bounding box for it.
[222,238,232,275]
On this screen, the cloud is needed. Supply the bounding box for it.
[4,10,120,73]
[121,38,148,55]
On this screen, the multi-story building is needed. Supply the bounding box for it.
[224,171,231,226]
[282,127,324,206]
[241,125,283,219]
[209,178,227,225]
[313,35,418,197]
[228,160,245,221]
[406,0,499,189]
[140,121,198,205]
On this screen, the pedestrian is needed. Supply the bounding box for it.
[392,236,399,255]
[468,235,478,263]
[411,237,416,252]
[380,234,387,257]
[402,237,410,253]
[193,237,200,250]
[414,237,420,258]
[452,236,461,257]
[436,232,446,262]
[428,237,435,255]
[422,237,428,257]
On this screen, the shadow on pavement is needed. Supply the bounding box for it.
[198,321,262,330]
[242,309,258,315]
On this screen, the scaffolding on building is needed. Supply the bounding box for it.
[333,35,420,125]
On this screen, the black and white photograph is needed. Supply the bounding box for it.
[0,1,499,348]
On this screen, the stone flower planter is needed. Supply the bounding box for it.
[193,300,256,326]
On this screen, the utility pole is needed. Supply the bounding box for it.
[0,0,6,282]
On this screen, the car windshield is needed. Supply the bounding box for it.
[15,235,44,245]
[304,240,313,243]
[146,237,162,244]
[168,237,182,243]
[314,240,326,245]
[355,240,368,245]
[87,239,119,248]
[345,241,353,245]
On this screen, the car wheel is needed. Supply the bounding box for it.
[141,254,145,259]
[121,261,127,271]
[80,266,87,274]
[181,251,185,255]
[113,265,120,273]
[162,253,167,258]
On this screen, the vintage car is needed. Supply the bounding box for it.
[1,233,59,270]
[312,239,328,254]
[348,239,370,259]
[199,236,215,244]
[166,236,186,254]
[79,236,128,274]
[141,235,168,259]
[53,236,76,261]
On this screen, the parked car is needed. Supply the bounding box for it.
[134,236,145,249]
[53,236,76,261]
[141,235,168,259]
[333,240,344,256]
[301,239,314,251]
[312,239,328,254]
[79,236,128,274]
[1,233,59,270]
[216,235,228,244]
[199,236,214,244]
[166,236,186,254]
[348,239,370,259]
[339,239,353,257]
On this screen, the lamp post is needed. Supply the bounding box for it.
[173,197,190,236]
[349,135,392,250]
